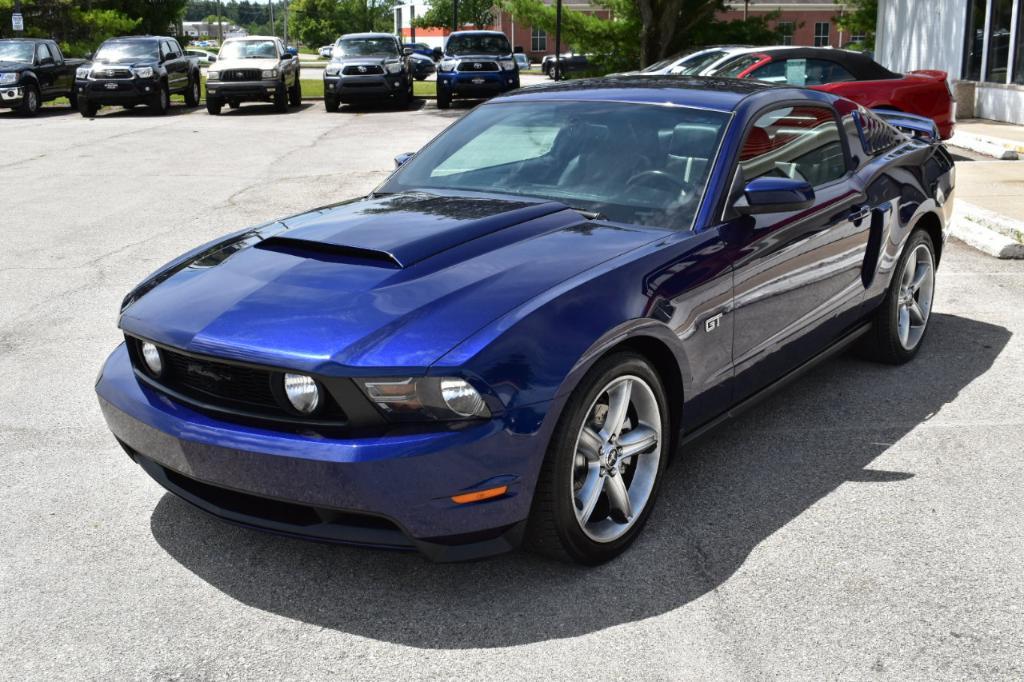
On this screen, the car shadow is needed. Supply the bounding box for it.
[205,102,316,116]
[82,103,206,119]
[149,313,1010,648]
[333,99,428,114]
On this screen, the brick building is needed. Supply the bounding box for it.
[718,2,859,48]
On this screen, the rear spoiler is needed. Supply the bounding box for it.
[873,108,940,143]
[908,69,948,81]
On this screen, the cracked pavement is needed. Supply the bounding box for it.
[1,102,1023,680]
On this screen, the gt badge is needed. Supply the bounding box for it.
[705,313,723,333]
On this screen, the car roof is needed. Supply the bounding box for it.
[720,46,898,79]
[225,35,278,42]
[498,75,790,111]
[341,32,398,40]
[105,36,167,43]
[449,30,507,36]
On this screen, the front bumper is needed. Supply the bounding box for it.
[206,80,284,103]
[324,73,409,101]
[438,71,519,98]
[0,85,23,107]
[96,343,551,561]
[77,78,160,106]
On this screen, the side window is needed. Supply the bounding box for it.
[36,44,50,63]
[738,105,847,187]
[750,59,856,87]
[171,40,183,56]
[714,54,763,78]
[163,41,178,58]
[49,43,63,64]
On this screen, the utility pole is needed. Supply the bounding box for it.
[217,0,223,43]
[270,1,276,36]
[411,5,416,45]
[284,3,289,46]
[554,0,563,80]
[452,0,459,32]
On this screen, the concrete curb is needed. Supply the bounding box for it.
[950,199,1024,259]
[948,131,1021,159]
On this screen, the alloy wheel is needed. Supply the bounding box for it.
[571,375,662,543]
[896,242,935,350]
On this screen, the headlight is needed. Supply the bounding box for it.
[133,66,154,79]
[0,72,17,85]
[140,342,163,377]
[262,69,278,79]
[325,63,341,76]
[283,373,320,414]
[438,59,457,72]
[75,66,90,79]
[499,60,516,71]
[360,377,491,421]
[385,61,403,74]
[207,70,220,81]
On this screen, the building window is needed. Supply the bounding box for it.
[777,21,795,46]
[985,0,1014,82]
[813,22,830,47]
[850,33,866,45]
[531,28,547,52]
[1015,0,1024,83]
[963,0,1024,83]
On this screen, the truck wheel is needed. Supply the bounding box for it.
[206,98,222,115]
[69,90,78,110]
[78,97,99,118]
[17,84,40,116]
[324,95,339,112]
[150,84,170,115]
[184,74,200,107]
[274,86,288,113]
[289,78,301,107]
[436,86,451,110]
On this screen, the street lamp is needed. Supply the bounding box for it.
[554,0,562,80]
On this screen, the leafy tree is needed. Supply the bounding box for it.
[0,0,147,55]
[835,0,877,49]
[288,0,395,47]
[414,0,495,31]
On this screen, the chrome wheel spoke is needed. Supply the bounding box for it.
[908,298,926,325]
[910,263,928,292]
[604,473,632,523]
[578,427,602,461]
[576,468,603,525]
[601,380,632,441]
[898,304,911,346]
[618,425,658,459]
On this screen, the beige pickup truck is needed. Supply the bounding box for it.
[204,36,300,114]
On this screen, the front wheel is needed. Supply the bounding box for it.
[526,352,669,564]
[274,85,288,113]
[17,84,40,116]
[324,95,339,112]
[205,98,222,115]
[150,84,169,115]
[860,229,937,364]
[78,97,99,118]
[289,77,301,106]
[436,85,450,109]
[184,74,200,107]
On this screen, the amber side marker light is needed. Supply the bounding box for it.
[451,485,509,505]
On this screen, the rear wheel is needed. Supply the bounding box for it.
[184,73,200,107]
[860,229,937,364]
[526,352,668,564]
[17,84,40,116]
[289,77,301,106]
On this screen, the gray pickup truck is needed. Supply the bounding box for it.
[323,33,414,111]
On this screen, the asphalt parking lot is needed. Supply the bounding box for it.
[1,103,1023,679]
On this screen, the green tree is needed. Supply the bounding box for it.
[835,0,877,49]
[414,0,495,30]
[289,0,395,46]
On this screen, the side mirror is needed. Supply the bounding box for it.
[432,47,443,61]
[394,152,414,168]
[733,177,815,215]
[403,47,413,56]
[209,55,217,63]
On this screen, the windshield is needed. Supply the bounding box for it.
[0,42,34,63]
[445,34,511,56]
[95,41,159,63]
[219,40,279,60]
[643,49,728,74]
[336,37,399,58]
[380,101,728,230]
[712,54,763,78]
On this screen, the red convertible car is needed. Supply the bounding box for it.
[711,47,955,139]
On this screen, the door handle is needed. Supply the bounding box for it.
[849,206,871,224]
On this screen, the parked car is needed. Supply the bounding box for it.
[434,30,519,109]
[76,36,200,117]
[205,36,301,114]
[542,52,589,78]
[323,33,413,111]
[185,48,218,67]
[318,45,333,59]
[409,52,435,81]
[0,38,85,116]
[639,45,748,76]
[404,42,434,58]
[514,53,530,71]
[709,47,956,139]
[97,75,954,564]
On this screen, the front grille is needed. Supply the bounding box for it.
[221,69,263,82]
[162,348,278,409]
[92,68,133,79]
[342,64,384,75]
[457,61,498,72]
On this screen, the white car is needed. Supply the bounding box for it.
[641,45,806,77]
[514,53,530,71]
[318,45,333,59]
[186,49,218,66]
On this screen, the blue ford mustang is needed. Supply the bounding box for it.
[96,76,955,563]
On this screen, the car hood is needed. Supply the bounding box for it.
[211,57,280,71]
[119,192,663,372]
[0,61,32,72]
[333,55,398,66]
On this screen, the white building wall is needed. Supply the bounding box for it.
[876,0,966,78]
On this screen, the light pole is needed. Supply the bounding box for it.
[270,1,276,36]
[452,0,459,32]
[553,0,562,80]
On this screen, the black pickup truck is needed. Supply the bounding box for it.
[0,38,84,116]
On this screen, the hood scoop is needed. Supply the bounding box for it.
[272,193,568,269]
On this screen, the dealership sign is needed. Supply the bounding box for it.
[12,13,24,31]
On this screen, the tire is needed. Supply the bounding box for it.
[17,84,40,116]
[184,73,200,107]
[69,90,78,110]
[78,97,99,118]
[436,86,450,109]
[123,103,136,110]
[525,351,670,564]
[289,77,301,107]
[206,98,222,115]
[859,229,937,364]
[395,81,410,109]
[150,83,169,115]
[228,101,241,110]
[274,86,288,113]
[324,95,339,112]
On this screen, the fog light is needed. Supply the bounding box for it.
[284,373,320,414]
[140,342,163,376]
[440,379,486,417]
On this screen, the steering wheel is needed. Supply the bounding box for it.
[625,170,688,195]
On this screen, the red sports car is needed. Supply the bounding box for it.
[711,47,955,140]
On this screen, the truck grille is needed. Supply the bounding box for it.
[221,69,263,82]
[342,64,384,75]
[457,61,498,72]
[92,67,133,79]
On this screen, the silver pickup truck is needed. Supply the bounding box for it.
[205,36,301,114]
